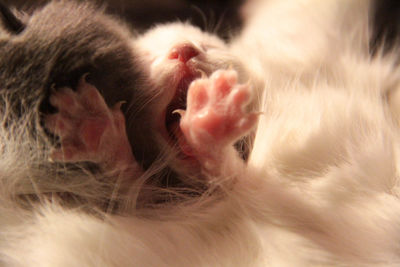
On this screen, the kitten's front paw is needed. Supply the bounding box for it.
[179,69,258,158]
[44,77,134,169]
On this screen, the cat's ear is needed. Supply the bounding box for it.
[0,1,25,34]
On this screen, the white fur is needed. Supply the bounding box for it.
[2,0,400,266]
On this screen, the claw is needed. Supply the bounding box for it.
[81,72,90,82]
[173,109,186,117]
[50,83,57,92]
[199,69,208,79]
[113,101,126,110]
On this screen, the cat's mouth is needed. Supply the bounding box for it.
[161,43,204,156]
[164,72,199,155]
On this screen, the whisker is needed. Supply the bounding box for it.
[213,10,227,35]
[190,5,208,32]
[125,93,156,126]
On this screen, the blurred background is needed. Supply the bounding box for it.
[2,0,400,49]
[3,0,244,40]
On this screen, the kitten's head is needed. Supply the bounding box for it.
[130,22,249,172]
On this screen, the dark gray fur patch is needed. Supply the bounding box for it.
[0,0,148,146]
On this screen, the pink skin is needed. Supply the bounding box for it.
[45,77,140,176]
[178,69,258,171]
[45,70,257,178]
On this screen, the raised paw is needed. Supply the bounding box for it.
[44,77,135,169]
[179,69,258,157]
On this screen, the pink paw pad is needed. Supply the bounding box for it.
[45,77,129,165]
[180,69,258,155]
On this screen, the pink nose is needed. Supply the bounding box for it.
[168,44,199,63]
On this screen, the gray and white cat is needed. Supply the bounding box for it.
[1,0,400,266]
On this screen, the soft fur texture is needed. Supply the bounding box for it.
[2,0,400,266]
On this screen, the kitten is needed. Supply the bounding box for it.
[2,0,400,266]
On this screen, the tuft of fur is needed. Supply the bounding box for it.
[2,0,400,266]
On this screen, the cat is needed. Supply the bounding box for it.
[1,0,400,266]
